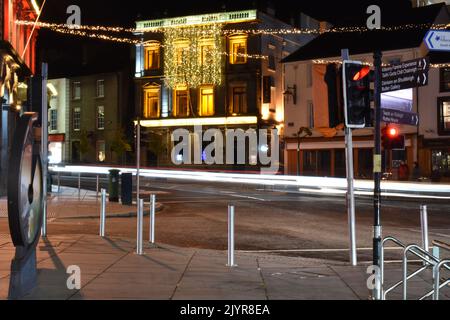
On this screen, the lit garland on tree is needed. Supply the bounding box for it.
[163,24,223,89]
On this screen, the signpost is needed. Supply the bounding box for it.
[381,58,429,93]
[381,109,419,126]
[425,30,450,52]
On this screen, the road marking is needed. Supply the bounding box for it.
[238,247,404,253]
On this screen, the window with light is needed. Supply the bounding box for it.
[97,80,105,97]
[143,87,160,118]
[97,106,105,130]
[173,85,190,117]
[199,86,214,116]
[199,38,215,66]
[438,98,450,135]
[72,82,81,100]
[144,42,160,70]
[229,35,248,65]
[73,108,81,131]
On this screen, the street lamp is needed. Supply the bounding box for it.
[293,127,312,176]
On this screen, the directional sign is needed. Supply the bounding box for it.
[425,30,450,52]
[381,58,429,93]
[381,108,419,126]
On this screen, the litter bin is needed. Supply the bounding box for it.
[121,173,133,205]
[108,169,121,202]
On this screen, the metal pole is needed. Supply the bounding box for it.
[227,205,236,267]
[96,175,100,199]
[100,189,106,237]
[136,198,144,255]
[373,50,383,300]
[57,171,61,193]
[420,205,429,253]
[342,49,357,267]
[296,138,300,176]
[150,194,156,244]
[41,62,48,238]
[136,118,141,206]
[78,172,81,200]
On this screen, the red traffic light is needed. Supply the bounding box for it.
[388,127,398,137]
[352,66,371,81]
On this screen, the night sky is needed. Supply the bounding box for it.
[36,0,415,77]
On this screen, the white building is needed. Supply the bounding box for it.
[47,78,70,164]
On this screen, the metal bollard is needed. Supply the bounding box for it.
[57,171,61,193]
[136,199,144,255]
[420,205,429,253]
[149,194,156,244]
[227,205,237,267]
[96,175,100,199]
[78,173,81,199]
[100,189,106,237]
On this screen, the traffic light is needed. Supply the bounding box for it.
[382,126,405,150]
[343,61,372,129]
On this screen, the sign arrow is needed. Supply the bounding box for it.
[425,30,450,52]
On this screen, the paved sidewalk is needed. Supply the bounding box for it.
[0,234,448,300]
[0,187,163,220]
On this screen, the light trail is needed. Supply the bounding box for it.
[49,165,450,200]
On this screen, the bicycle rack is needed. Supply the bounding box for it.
[381,236,450,300]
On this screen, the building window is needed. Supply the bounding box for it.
[97,106,105,130]
[50,109,58,131]
[144,42,160,70]
[268,55,276,72]
[308,101,315,128]
[438,97,450,135]
[72,82,81,100]
[173,85,190,117]
[97,141,106,162]
[229,84,247,115]
[174,40,190,65]
[440,68,450,92]
[73,108,81,131]
[199,38,215,66]
[96,80,105,98]
[143,86,160,118]
[432,150,450,176]
[229,35,247,65]
[199,86,214,116]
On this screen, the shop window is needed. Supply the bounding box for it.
[229,84,247,115]
[173,85,190,117]
[199,86,214,116]
[432,150,450,176]
[144,42,160,70]
[229,35,247,65]
[440,68,450,92]
[143,86,160,118]
[438,97,450,135]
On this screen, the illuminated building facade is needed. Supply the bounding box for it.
[0,0,40,195]
[134,10,307,170]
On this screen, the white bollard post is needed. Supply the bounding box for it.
[136,199,144,255]
[227,205,237,267]
[149,194,156,244]
[100,189,106,237]
[420,205,429,253]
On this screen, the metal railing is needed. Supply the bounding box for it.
[381,238,450,300]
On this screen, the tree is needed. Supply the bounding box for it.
[110,130,132,164]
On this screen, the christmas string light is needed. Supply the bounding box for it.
[16,19,450,36]
[49,26,140,44]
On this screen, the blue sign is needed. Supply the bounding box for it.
[425,30,450,52]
